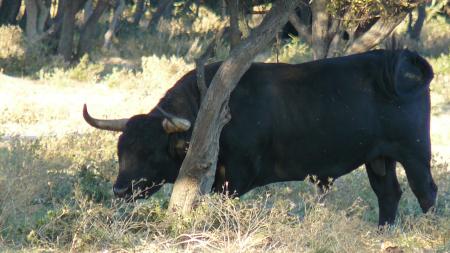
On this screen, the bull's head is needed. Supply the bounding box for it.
[83,104,191,199]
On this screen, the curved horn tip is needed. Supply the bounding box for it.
[83,104,88,116]
[83,103,94,124]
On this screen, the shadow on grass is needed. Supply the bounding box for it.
[0,134,116,241]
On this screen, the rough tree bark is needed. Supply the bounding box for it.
[168,0,302,215]
[227,0,241,50]
[24,0,49,41]
[36,0,49,34]
[103,0,125,49]
[311,0,330,60]
[78,0,109,57]
[25,0,39,39]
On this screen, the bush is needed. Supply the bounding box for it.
[267,36,313,64]
[0,25,52,75]
[40,55,104,85]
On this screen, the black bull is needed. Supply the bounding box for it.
[83,49,437,225]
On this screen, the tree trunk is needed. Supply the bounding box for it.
[344,12,408,55]
[36,0,49,34]
[131,0,145,26]
[325,19,344,58]
[103,0,125,49]
[311,0,330,60]
[168,0,302,215]
[407,3,426,40]
[78,0,108,57]
[82,0,93,24]
[238,1,250,38]
[54,0,65,23]
[148,0,173,33]
[0,0,21,25]
[58,0,85,61]
[25,0,39,39]
[221,0,226,17]
[227,0,240,50]
[24,0,49,41]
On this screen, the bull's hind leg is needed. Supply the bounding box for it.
[366,158,402,225]
[400,156,437,213]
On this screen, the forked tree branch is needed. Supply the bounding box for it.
[288,13,311,43]
[345,12,408,54]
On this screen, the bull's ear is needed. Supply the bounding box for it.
[168,138,189,159]
[162,118,191,134]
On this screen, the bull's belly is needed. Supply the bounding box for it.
[263,156,365,185]
[262,138,379,184]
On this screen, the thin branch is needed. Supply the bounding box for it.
[288,13,311,43]
[195,26,227,101]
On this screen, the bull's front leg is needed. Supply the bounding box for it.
[400,156,438,213]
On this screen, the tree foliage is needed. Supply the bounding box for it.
[0,0,440,63]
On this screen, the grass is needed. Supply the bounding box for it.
[0,8,449,252]
[0,134,448,251]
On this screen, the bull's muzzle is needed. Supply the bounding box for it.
[113,185,129,198]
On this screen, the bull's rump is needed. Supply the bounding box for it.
[219,50,431,182]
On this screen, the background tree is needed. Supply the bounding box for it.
[78,0,110,57]
[287,0,424,59]
[131,0,146,25]
[148,0,174,33]
[103,0,125,49]
[1,0,436,63]
[24,0,50,42]
[407,3,426,40]
[57,0,87,61]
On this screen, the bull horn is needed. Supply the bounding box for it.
[162,117,191,133]
[157,106,191,133]
[83,104,128,132]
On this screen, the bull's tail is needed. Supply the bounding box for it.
[380,49,434,101]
